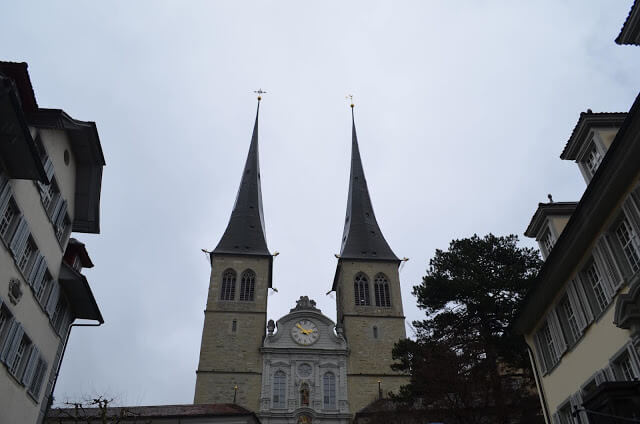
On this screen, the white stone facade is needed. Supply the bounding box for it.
[258,297,351,424]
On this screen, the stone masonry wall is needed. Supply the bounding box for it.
[194,255,270,411]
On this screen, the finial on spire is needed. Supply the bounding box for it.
[548,194,554,203]
[346,94,354,108]
[254,88,267,101]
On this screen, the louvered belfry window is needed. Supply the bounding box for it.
[374,273,391,307]
[354,273,370,306]
[220,269,236,300]
[240,270,256,301]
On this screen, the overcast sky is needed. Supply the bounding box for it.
[2,0,639,407]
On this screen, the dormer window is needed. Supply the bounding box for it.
[540,229,556,258]
[584,144,603,176]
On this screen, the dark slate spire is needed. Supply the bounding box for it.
[339,107,398,262]
[213,101,270,256]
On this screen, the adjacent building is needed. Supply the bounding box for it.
[194,100,409,422]
[515,98,640,423]
[47,403,261,424]
[0,61,105,424]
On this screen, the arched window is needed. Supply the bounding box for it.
[354,273,370,306]
[300,382,310,406]
[323,372,336,409]
[373,326,378,339]
[374,273,391,307]
[240,270,256,301]
[220,269,236,300]
[273,371,286,408]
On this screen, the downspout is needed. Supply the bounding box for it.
[526,342,551,423]
[41,320,103,424]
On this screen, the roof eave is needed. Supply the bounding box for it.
[524,202,578,238]
[515,92,640,334]
[560,113,627,160]
[29,109,105,234]
[0,76,48,183]
[616,0,640,46]
[58,262,104,323]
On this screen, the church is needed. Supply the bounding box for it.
[192,97,410,423]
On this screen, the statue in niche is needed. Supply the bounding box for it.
[300,382,310,406]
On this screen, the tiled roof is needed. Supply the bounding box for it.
[560,111,627,160]
[616,0,640,46]
[48,403,254,419]
[524,202,578,238]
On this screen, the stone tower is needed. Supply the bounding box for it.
[332,107,409,414]
[194,100,273,411]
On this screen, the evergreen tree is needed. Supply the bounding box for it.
[391,234,544,424]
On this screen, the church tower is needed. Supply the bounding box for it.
[332,106,409,413]
[194,99,273,411]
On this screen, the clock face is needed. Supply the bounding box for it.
[291,319,319,345]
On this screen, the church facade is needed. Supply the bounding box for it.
[194,99,409,422]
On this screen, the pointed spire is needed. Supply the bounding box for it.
[339,106,398,262]
[213,100,270,256]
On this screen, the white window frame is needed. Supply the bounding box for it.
[609,343,640,382]
[323,371,337,409]
[272,370,287,409]
[576,133,607,183]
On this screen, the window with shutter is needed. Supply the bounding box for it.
[3,323,25,373]
[9,334,31,378]
[48,194,63,221]
[52,297,70,335]
[45,282,60,318]
[556,295,580,347]
[0,301,12,347]
[548,310,567,356]
[0,183,14,238]
[9,217,30,259]
[28,356,47,399]
[616,214,640,274]
[17,238,36,274]
[21,346,39,386]
[56,215,71,244]
[581,260,609,316]
[54,200,67,229]
[36,273,53,308]
[0,320,20,364]
[611,345,640,382]
[536,321,558,371]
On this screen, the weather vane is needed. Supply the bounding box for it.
[346,94,354,108]
[254,89,267,101]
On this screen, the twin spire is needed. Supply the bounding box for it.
[213,101,270,256]
[214,100,398,263]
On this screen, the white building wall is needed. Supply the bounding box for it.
[0,128,77,424]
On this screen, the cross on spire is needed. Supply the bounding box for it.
[254,89,267,101]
